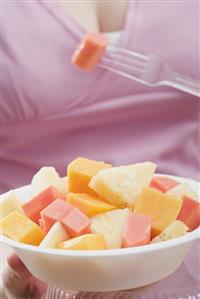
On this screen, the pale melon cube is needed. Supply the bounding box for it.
[151,220,189,243]
[91,208,130,249]
[39,222,69,248]
[31,167,67,197]
[0,191,24,220]
[166,183,199,201]
[89,162,157,208]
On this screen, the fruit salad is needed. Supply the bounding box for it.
[1,157,200,250]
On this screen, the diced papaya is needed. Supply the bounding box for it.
[122,213,151,247]
[134,188,183,237]
[71,32,108,71]
[40,199,73,233]
[61,207,91,238]
[23,186,65,224]
[177,195,200,231]
[150,176,179,193]
[1,211,44,245]
[39,218,45,232]
[67,192,116,217]
[67,157,111,197]
[58,234,107,250]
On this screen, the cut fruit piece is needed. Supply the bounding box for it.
[23,186,65,224]
[150,176,179,193]
[0,190,24,220]
[134,188,183,237]
[31,167,67,197]
[122,213,151,248]
[71,32,108,71]
[58,234,107,250]
[67,157,111,197]
[61,207,91,238]
[67,192,116,217]
[177,195,200,231]
[40,199,73,233]
[166,183,199,201]
[39,222,69,248]
[91,208,130,249]
[1,211,44,245]
[39,218,45,232]
[89,162,157,208]
[151,220,189,243]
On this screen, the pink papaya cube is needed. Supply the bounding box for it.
[39,218,45,232]
[61,207,91,238]
[150,176,179,193]
[23,186,65,224]
[122,213,151,248]
[177,195,200,231]
[41,199,72,233]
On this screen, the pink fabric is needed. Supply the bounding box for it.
[0,1,199,297]
[1,0,199,194]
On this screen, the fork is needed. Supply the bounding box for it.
[99,44,200,97]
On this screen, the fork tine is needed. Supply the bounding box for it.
[101,56,145,73]
[104,52,147,69]
[108,43,149,62]
[98,62,147,86]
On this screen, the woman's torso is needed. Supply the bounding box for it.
[1,0,199,192]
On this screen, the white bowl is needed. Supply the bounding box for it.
[1,175,200,292]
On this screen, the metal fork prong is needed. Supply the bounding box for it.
[101,57,145,74]
[108,43,149,62]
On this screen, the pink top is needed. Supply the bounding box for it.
[1,0,199,193]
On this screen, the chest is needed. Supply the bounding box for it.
[57,0,128,32]
[1,1,198,124]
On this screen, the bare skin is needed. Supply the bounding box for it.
[57,0,127,32]
[2,254,47,299]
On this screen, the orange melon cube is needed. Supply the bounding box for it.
[67,157,111,197]
[23,186,65,224]
[150,176,179,193]
[58,234,107,250]
[122,213,151,248]
[67,192,116,217]
[61,207,91,238]
[134,188,183,237]
[177,195,200,231]
[71,32,108,71]
[1,211,44,245]
[40,199,73,233]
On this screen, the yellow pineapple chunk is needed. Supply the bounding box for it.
[89,162,156,208]
[151,220,189,243]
